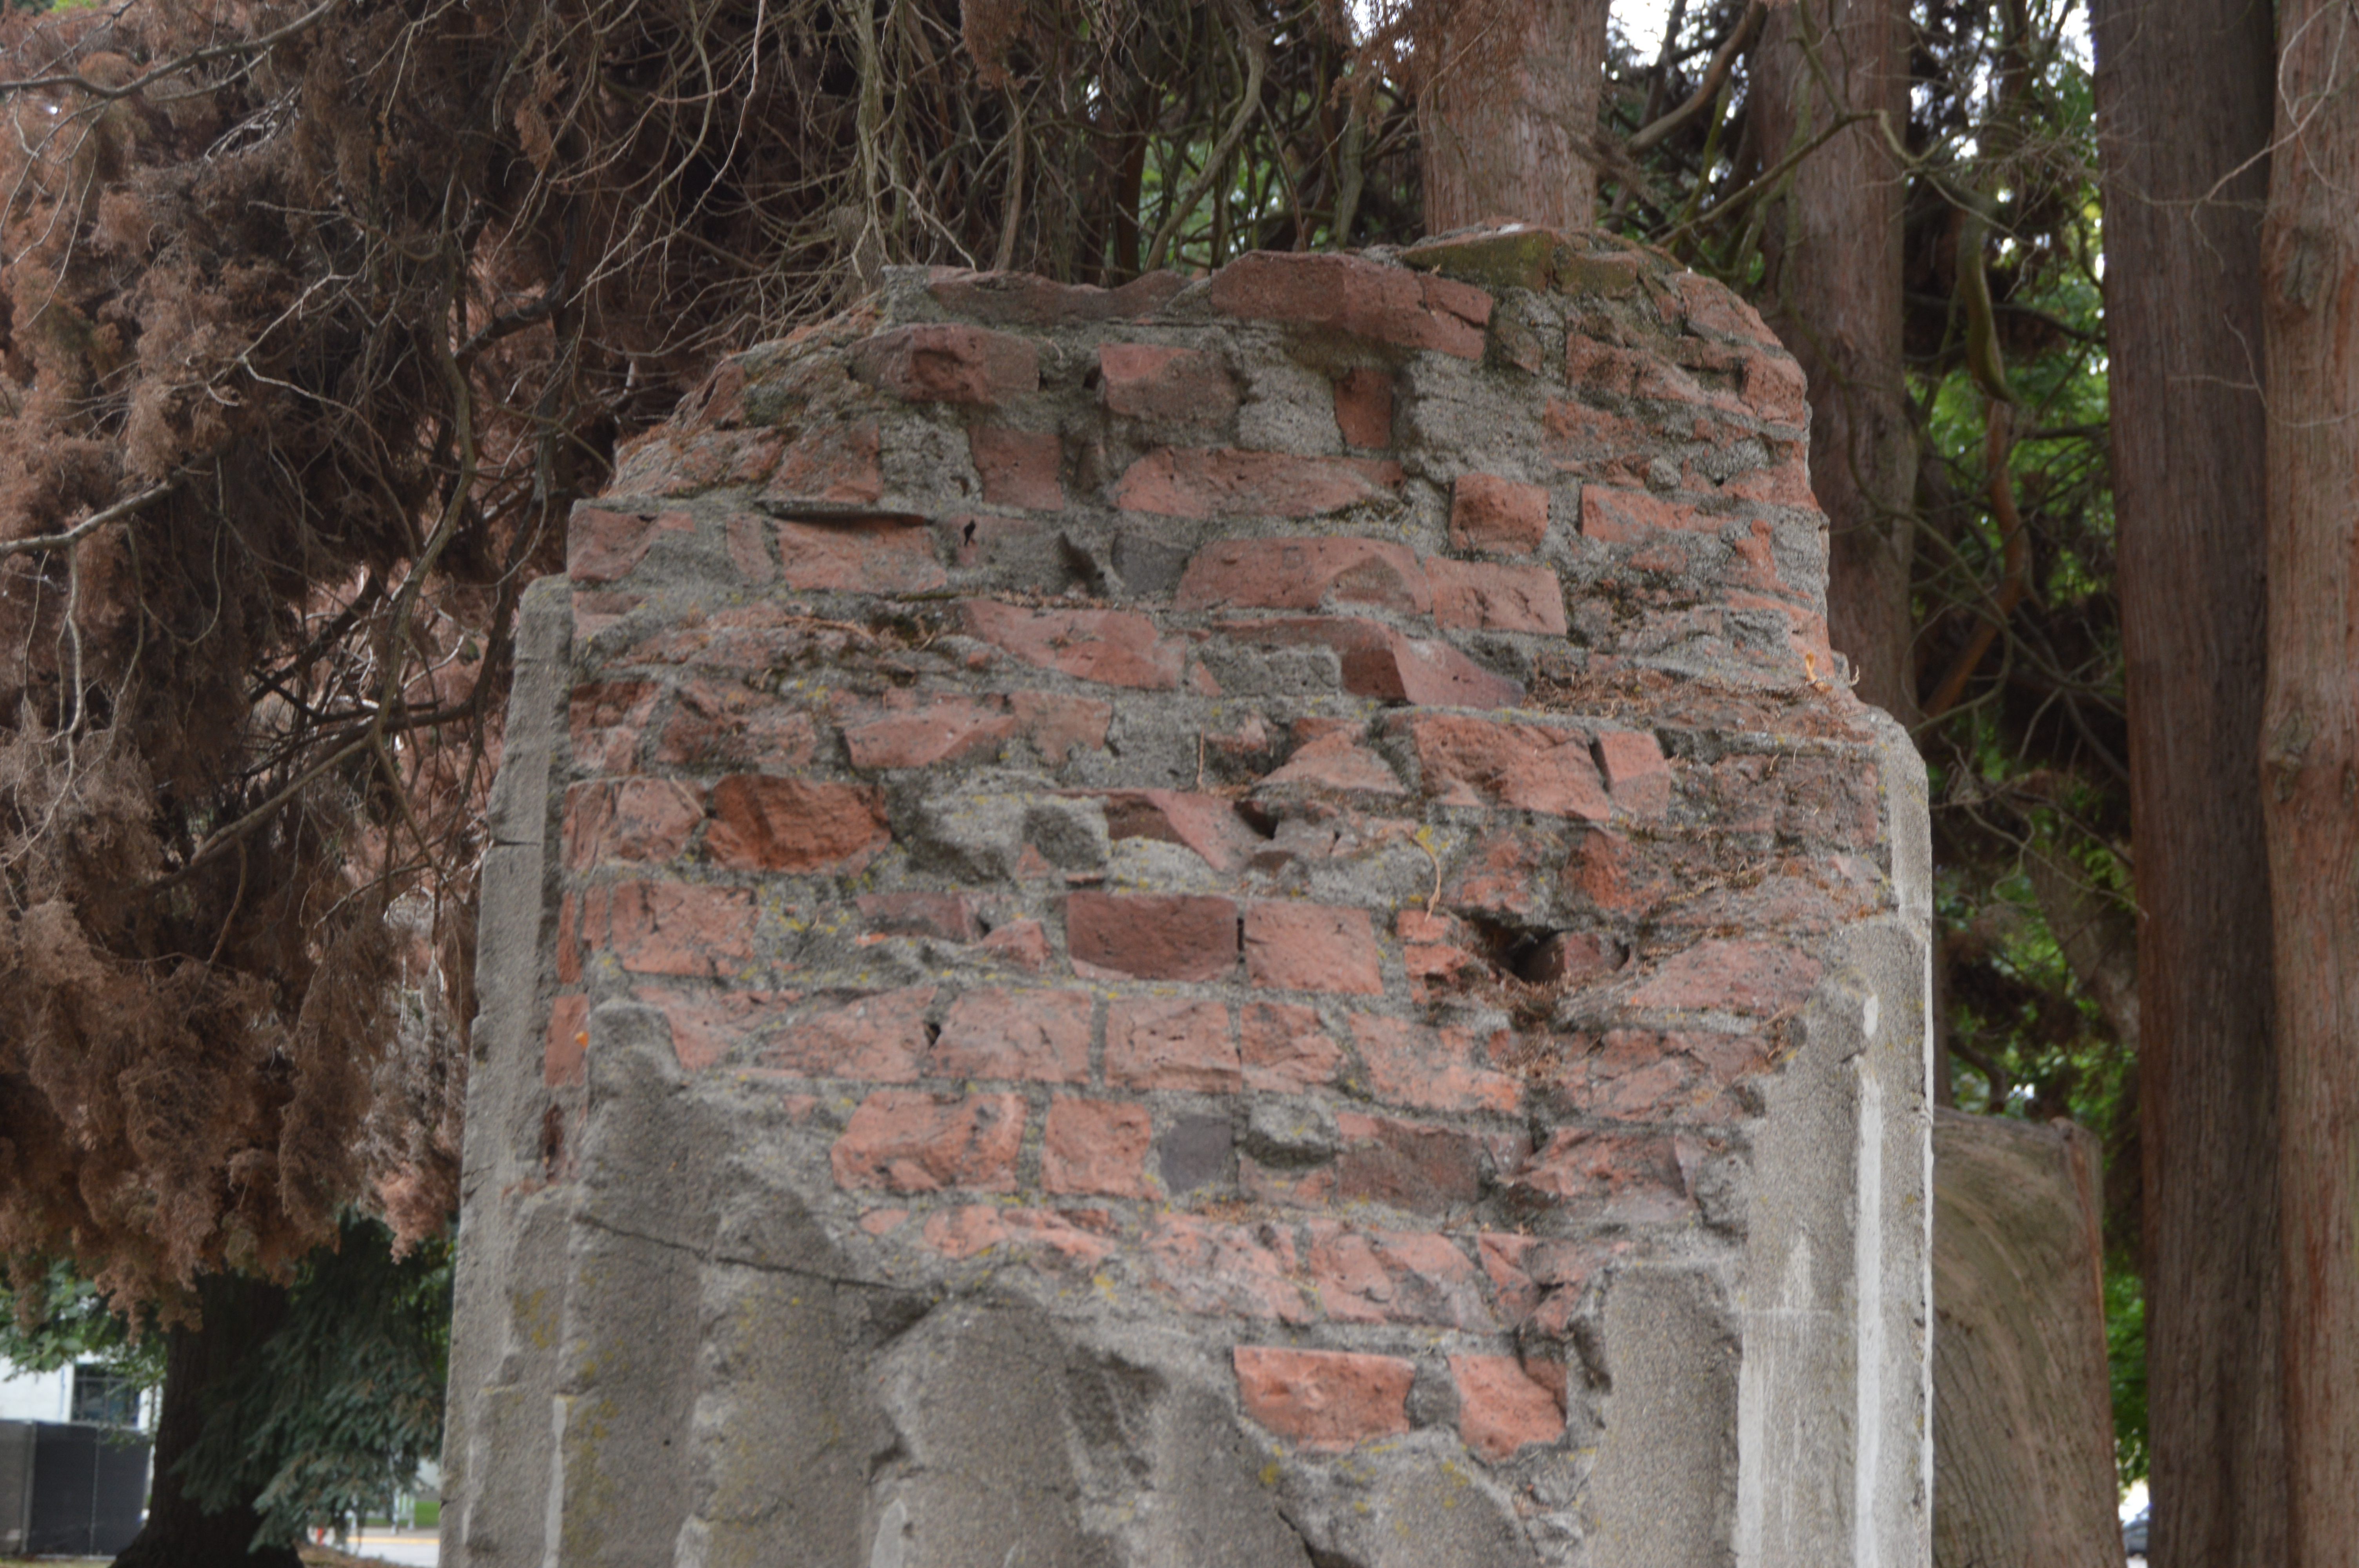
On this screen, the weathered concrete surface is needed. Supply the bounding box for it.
[443,229,1934,1568]
[1931,1110,2119,1568]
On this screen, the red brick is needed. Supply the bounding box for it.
[1725,518,1785,596]
[1175,536,1430,615]
[1676,270,1783,346]
[852,323,1039,404]
[1594,728,1672,818]
[1349,1015,1521,1113]
[1099,343,1237,425]
[1508,1127,1692,1222]
[1476,1234,1541,1326]
[1334,368,1395,448]
[928,267,1187,327]
[1564,827,1681,918]
[1100,790,1263,873]
[859,893,981,942]
[546,995,589,1087]
[1241,1002,1343,1092]
[1210,252,1485,359]
[831,1090,1026,1192]
[1397,713,1608,819]
[772,517,949,593]
[1629,939,1824,1015]
[929,987,1094,1082]
[1245,902,1383,995]
[1450,1355,1565,1462]
[762,986,936,1081]
[1067,890,1239,982]
[1703,754,1880,846]
[1448,474,1549,555]
[569,680,660,774]
[1743,350,1810,425]
[705,776,890,873]
[1563,337,1641,395]
[968,426,1065,509]
[1425,557,1567,635]
[838,689,1110,771]
[1625,537,1693,576]
[1421,270,1494,331]
[1331,1110,1485,1212]
[1113,448,1404,519]
[590,880,756,978]
[1147,1216,1312,1321]
[1725,452,1817,508]
[958,600,1185,689]
[1542,398,1651,474]
[1261,730,1405,794]
[1043,1098,1156,1197]
[1233,1346,1416,1450]
[1443,826,1564,920]
[556,893,581,984]
[1107,997,1240,1092]
[565,779,703,868]
[762,419,884,506]
[1005,691,1115,763]
[726,512,776,583]
[684,358,747,428]
[1398,908,1487,994]
[1239,1155,1336,1208]
[1579,486,1716,542]
[1525,932,1621,987]
[1559,1028,1769,1123]
[920,1205,1006,1259]
[841,691,1021,769]
[607,424,785,493]
[923,1205,1116,1272]
[652,683,819,772]
[568,508,692,584]
[631,988,789,1072]
[1308,1223,1492,1329]
[976,918,1052,971]
[1216,617,1522,707]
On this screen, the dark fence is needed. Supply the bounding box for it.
[0,1419,150,1556]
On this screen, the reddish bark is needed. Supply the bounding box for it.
[2092,2,2286,1563]
[1749,0,1919,725]
[1418,0,1610,233]
[2262,7,2359,1554]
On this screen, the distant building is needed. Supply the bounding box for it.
[0,1360,153,1429]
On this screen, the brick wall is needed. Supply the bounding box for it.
[443,229,1933,1568]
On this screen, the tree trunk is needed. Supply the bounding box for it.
[2090,3,2286,1565]
[1748,0,1919,724]
[2262,9,2359,1557]
[112,1273,302,1568]
[1418,0,1609,234]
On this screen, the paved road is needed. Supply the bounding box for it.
[344,1529,438,1566]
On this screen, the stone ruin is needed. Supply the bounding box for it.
[441,228,1935,1568]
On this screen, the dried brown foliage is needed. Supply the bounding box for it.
[0,0,1447,1316]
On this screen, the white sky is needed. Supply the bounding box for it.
[1616,0,1677,60]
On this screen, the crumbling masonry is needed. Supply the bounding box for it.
[442,228,1934,1568]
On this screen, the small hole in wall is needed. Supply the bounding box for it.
[1462,916,1552,984]
[962,519,978,545]
[539,1104,565,1180]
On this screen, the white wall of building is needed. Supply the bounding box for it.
[0,1364,71,1424]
